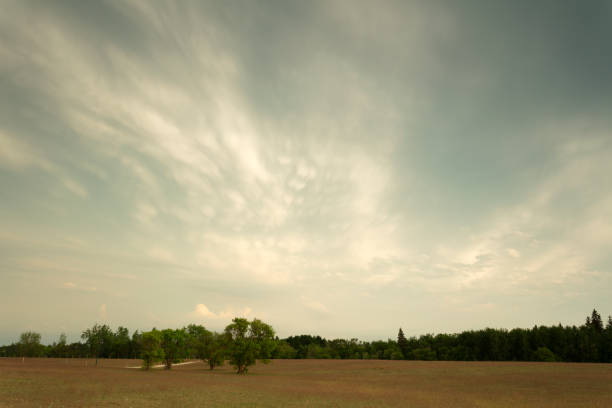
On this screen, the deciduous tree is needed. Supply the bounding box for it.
[81,324,113,365]
[224,318,275,374]
[141,330,164,370]
[160,328,186,369]
[18,331,43,357]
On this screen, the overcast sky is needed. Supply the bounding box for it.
[1,0,611,345]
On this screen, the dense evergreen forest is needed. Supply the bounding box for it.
[2,310,611,363]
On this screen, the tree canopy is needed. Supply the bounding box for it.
[224,318,275,374]
[81,323,113,366]
[2,310,611,367]
[141,329,163,370]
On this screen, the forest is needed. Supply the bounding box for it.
[2,310,611,364]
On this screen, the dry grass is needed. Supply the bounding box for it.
[1,358,611,407]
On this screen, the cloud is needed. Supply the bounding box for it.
[146,247,174,263]
[60,282,97,292]
[507,248,521,258]
[0,130,51,170]
[191,304,252,320]
[0,1,611,342]
[0,130,88,198]
[134,203,157,225]
[98,304,107,321]
[300,296,329,315]
[61,178,88,198]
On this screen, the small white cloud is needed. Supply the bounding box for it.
[227,191,246,210]
[0,130,52,170]
[365,273,398,285]
[61,282,97,292]
[300,296,329,314]
[296,161,316,179]
[194,303,216,318]
[99,304,108,321]
[147,247,174,262]
[104,272,137,280]
[507,248,520,258]
[134,202,157,224]
[62,178,88,198]
[288,178,307,190]
[201,205,215,218]
[191,303,252,320]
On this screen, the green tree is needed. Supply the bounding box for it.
[18,331,43,357]
[50,333,67,358]
[186,324,225,369]
[81,324,113,366]
[533,346,556,362]
[589,309,604,332]
[397,328,409,359]
[130,330,142,359]
[224,318,275,374]
[141,330,164,370]
[273,341,297,359]
[203,333,225,370]
[307,343,331,359]
[160,328,186,369]
[604,316,612,363]
[114,327,130,358]
[185,324,209,359]
[381,341,402,360]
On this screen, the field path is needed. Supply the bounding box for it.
[125,360,201,369]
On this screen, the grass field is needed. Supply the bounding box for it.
[1,358,611,407]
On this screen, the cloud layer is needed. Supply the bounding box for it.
[1,0,611,344]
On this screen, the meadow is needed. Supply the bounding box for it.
[1,358,611,407]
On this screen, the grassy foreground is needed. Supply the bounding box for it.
[1,358,611,407]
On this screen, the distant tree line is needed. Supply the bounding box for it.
[0,318,275,374]
[281,310,612,363]
[2,310,611,366]
[0,326,140,360]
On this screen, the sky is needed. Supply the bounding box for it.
[1,0,612,345]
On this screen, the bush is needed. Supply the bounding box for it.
[534,347,556,362]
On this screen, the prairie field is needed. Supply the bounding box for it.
[1,358,611,407]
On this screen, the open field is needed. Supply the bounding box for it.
[1,358,611,407]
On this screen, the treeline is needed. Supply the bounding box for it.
[281,310,612,363]
[2,310,611,364]
[0,318,276,374]
[0,328,141,360]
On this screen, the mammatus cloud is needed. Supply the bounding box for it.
[507,249,520,258]
[0,130,50,170]
[0,1,611,343]
[0,130,88,198]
